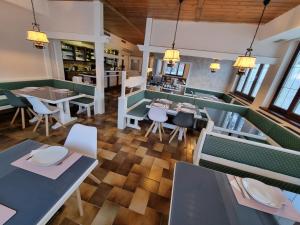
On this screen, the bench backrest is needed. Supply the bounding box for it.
[127,90,145,108]
[185,87,223,98]
[245,110,300,151]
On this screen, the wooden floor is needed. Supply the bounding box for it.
[0,88,200,225]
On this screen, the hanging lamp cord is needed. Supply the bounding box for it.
[246,0,270,56]
[30,0,40,30]
[172,0,184,49]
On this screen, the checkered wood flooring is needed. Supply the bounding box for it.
[0,88,200,225]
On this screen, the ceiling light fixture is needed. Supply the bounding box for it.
[233,0,270,75]
[210,59,221,73]
[27,0,49,49]
[163,0,184,66]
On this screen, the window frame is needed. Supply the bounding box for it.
[234,64,266,102]
[269,43,300,124]
[164,62,186,77]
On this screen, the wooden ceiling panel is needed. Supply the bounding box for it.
[51,0,300,44]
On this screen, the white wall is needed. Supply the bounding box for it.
[185,57,235,92]
[0,1,47,81]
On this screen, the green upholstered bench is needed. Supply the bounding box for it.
[194,131,300,193]
[245,110,300,151]
[125,90,148,129]
[70,83,95,117]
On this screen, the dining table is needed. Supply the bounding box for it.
[146,99,207,140]
[0,140,98,225]
[205,107,269,143]
[169,162,300,225]
[13,86,85,129]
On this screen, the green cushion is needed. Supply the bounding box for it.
[200,160,300,193]
[0,79,53,90]
[245,110,300,151]
[71,97,94,104]
[52,80,74,90]
[167,94,194,104]
[127,101,149,118]
[144,90,168,100]
[195,99,248,115]
[74,83,95,96]
[0,99,10,107]
[127,91,145,108]
[202,135,300,179]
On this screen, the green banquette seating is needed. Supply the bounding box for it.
[197,132,300,193]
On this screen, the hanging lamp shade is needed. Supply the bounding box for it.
[210,59,221,73]
[233,55,256,69]
[27,0,49,49]
[163,0,183,65]
[233,0,270,72]
[163,49,180,63]
[27,30,49,48]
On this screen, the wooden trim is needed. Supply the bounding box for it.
[269,42,300,124]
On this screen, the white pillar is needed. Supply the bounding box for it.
[141,18,153,89]
[93,1,105,114]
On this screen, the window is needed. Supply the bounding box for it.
[234,64,270,102]
[269,43,300,123]
[164,62,186,76]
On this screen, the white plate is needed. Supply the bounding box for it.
[31,146,69,167]
[242,178,286,208]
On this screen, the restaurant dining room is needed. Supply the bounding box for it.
[0,0,300,224]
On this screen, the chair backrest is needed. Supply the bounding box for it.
[3,90,27,107]
[64,123,98,159]
[148,107,168,123]
[25,96,52,115]
[173,111,195,128]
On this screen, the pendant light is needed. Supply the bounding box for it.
[210,59,221,73]
[163,0,184,66]
[233,0,270,74]
[27,0,49,49]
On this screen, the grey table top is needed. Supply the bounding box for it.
[205,107,265,137]
[0,140,96,225]
[169,162,285,225]
[13,86,84,104]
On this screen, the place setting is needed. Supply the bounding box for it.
[227,175,300,222]
[11,145,82,180]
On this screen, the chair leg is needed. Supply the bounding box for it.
[21,108,25,129]
[169,127,179,143]
[45,115,49,136]
[89,174,101,185]
[87,107,91,118]
[76,188,84,216]
[145,121,155,137]
[183,128,187,145]
[10,108,20,125]
[25,108,32,119]
[33,115,43,132]
[161,123,165,134]
[158,122,162,142]
[170,127,177,136]
[27,107,38,118]
[52,116,66,128]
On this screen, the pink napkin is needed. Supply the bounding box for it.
[11,152,82,180]
[0,204,16,225]
[227,175,300,222]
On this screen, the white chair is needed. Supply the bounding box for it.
[144,107,168,141]
[26,96,64,136]
[64,123,101,184]
[64,123,101,216]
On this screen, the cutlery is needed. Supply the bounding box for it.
[234,176,246,198]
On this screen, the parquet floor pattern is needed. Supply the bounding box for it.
[0,88,200,225]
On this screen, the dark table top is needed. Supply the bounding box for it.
[206,107,265,137]
[169,162,286,225]
[0,140,96,225]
